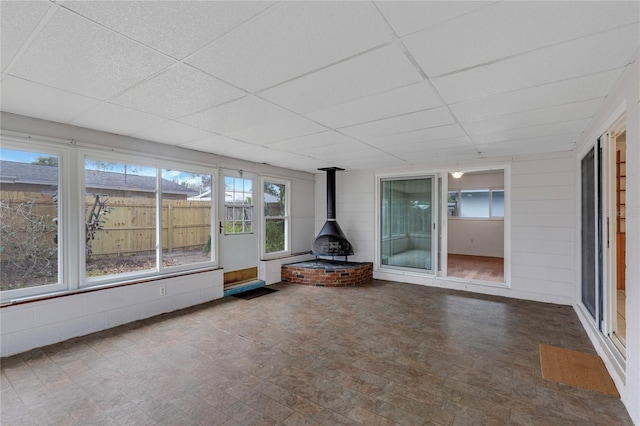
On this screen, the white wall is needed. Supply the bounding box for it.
[316,152,575,305]
[0,269,223,357]
[572,59,639,424]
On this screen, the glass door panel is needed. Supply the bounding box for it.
[381,177,433,271]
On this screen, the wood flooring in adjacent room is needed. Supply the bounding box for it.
[1,281,631,425]
[447,254,504,282]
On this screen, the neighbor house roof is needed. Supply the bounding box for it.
[0,160,198,196]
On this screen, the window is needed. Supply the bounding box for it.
[448,189,504,219]
[0,140,216,302]
[225,176,253,234]
[161,168,213,267]
[0,148,61,292]
[263,179,289,255]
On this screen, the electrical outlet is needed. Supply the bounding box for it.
[159,286,166,296]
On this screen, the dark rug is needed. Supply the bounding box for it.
[233,287,278,300]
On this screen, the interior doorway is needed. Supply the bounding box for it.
[446,169,505,283]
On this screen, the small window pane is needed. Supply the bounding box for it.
[161,169,213,267]
[460,190,490,218]
[492,190,504,217]
[224,176,253,234]
[264,182,285,217]
[265,219,285,253]
[448,191,459,217]
[0,149,59,290]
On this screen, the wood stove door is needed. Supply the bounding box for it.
[219,169,259,283]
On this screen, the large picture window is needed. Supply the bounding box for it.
[0,148,61,292]
[263,178,289,255]
[0,138,217,302]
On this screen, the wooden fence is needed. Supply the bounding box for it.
[0,191,210,257]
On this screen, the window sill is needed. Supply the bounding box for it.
[1,266,221,308]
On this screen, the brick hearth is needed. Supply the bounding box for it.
[281,260,373,287]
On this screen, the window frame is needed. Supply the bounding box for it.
[223,175,254,235]
[261,176,290,259]
[0,136,217,303]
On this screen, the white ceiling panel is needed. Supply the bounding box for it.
[473,119,592,145]
[432,24,638,104]
[186,2,394,92]
[260,43,423,114]
[365,124,466,148]
[132,121,215,146]
[462,99,603,136]
[264,131,356,153]
[479,134,580,157]
[0,76,100,124]
[306,82,442,129]
[111,64,245,119]
[0,0,53,72]
[340,107,454,140]
[178,96,292,135]
[405,1,639,77]
[449,69,623,123]
[178,133,253,153]
[63,1,274,59]
[375,1,493,38]
[1,2,638,174]
[8,8,173,100]
[387,136,476,154]
[228,115,327,145]
[70,103,166,136]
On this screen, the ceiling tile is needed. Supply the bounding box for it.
[375,1,493,38]
[335,156,410,170]
[306,82,442,128]
[63,1,274,59]
[186,2,394,92]
[178,96,292,134]
[340,107,454,140]
[260,43,424,114]
[0,76,100,124]
[462,99,603,135]
[472,119,592,145]
[269,156,338,173]
[1,0,53,71]
[264,131,356,153]
[405,1,639,77]
[478,134,580,157]
[9,7,174,100]
[397,146,480,164]
[228,115,326,145]
[365,124,466,147]
[431,24,638,103]
[111,64,245,119]
[449,69,623,122]
[387,136,475,154]
[132,121,215,146]
[70,103,166,136]
[179,134,253,154]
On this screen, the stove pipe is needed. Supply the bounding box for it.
[312,167,354,259]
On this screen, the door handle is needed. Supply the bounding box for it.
[219,221,223,234]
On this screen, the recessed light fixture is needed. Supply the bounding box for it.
[450,171,464,179]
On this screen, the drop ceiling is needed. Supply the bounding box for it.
[1,1,638,174]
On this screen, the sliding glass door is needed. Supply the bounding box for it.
[381,177,434,271]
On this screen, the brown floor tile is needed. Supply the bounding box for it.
[0,280,633,425]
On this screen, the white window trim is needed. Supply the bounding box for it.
[0,136,218,303]
[261,176,290,259]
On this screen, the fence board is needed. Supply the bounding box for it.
[1,191,211,257]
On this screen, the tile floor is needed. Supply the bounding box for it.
[1,280,633,425]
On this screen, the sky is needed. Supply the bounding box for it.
[0,148,209,189]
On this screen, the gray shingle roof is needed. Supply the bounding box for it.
[0,160,198,196]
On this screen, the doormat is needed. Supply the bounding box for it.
[233,287,278,300]
[539,344,619,397]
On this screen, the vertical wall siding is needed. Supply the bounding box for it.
[510,153,575,303]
